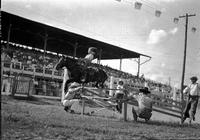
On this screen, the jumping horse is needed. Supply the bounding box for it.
[55,57,108,92]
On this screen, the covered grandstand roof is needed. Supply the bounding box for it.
[2,11,150,60]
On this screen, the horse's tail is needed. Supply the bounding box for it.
[101,69,108,82]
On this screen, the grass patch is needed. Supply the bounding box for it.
[1,95,200,140]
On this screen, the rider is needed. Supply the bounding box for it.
[63,82,82,113]
[80,47,98,82]
[84,47,97,63]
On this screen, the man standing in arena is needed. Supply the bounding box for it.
[182,76,200,124]
[115,80,125,113]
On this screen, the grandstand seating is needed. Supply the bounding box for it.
[1,42,172,97]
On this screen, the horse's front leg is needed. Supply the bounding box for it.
[64,79,75,93]
[100,82,104,89]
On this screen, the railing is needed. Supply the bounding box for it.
[83,87,184,121]
[1,74,62,98]
[2,61,63,80]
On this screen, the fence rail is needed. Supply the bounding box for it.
[83,87,183,121]
[2,61,63,80]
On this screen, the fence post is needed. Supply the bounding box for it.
[10,62,13,74]
[27,80,31,97]
[81,99,85,116]
[81,86,85,116]
[109,76,114,96]
[11,76,17,96]
[33,67,36,77]
[172,87,177,110]
[61,68,69,103]
[123,93,128,121]
[1,54,5,91]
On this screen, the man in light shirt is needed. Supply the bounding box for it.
[132,87,153,122]
[182,76,200,124]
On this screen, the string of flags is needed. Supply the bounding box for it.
[115,0,197,33]
[115,0,162,17]
[173,17,197,33]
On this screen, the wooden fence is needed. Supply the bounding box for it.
[82,87,183,122]
[2,71,184,123]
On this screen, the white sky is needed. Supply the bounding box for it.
[2,0,200,87]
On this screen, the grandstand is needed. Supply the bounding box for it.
[1,11,172,98]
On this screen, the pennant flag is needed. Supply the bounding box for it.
[173,18,179,24]
[191,27,197,33]
[135,2,142,10]
[155,10,161,17]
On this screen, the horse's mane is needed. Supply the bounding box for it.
[63,56,104,70]
[64,56,78,63]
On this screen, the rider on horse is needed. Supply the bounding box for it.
[79,47,97,65]
[84,47,97,63]
[79,47,98,82]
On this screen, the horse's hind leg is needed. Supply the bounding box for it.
[94,82,99,88]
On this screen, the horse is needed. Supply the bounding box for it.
[55,57,108,92]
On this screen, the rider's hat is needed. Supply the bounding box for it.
[88,47,97,54]
[139,87,151,94]
[190,76,198,81]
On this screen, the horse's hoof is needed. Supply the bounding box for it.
[145,119,149,122]
[90,111,95,115]
[70,110,75,114]
[64,106,70,112]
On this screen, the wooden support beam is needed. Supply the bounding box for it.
[81,99,85,116]
[123,101,127,121]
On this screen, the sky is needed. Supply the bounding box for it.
[2,0,200,88]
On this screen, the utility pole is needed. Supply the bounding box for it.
[178,13,196,123]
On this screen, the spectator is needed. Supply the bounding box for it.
[115,80,125,113]
[34,78,39,95]
[42,80,47,95]
[182,76,200,124]
[1,72,11,95]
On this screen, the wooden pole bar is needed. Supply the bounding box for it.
[123,94,127,121]
[119,56,122,71]
[137,56,140,77]
[81,99,85,116]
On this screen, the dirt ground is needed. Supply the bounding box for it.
[1,95,200,140]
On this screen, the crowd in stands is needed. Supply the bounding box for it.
[3,42,59,70]
[1,41,172,97]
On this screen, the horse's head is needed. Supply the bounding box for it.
[55,57,66,70]
[55,57,77,70]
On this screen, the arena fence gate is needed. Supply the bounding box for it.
[77,76,185,123]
